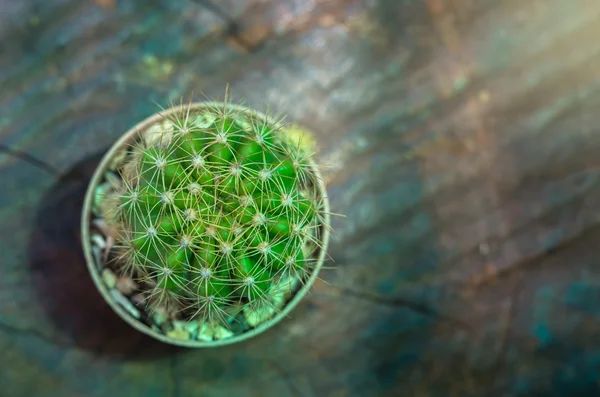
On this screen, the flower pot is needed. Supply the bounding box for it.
[80,101,330,347]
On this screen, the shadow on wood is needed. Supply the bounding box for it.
[27,150,183,360]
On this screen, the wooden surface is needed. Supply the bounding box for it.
[2,0,600,396]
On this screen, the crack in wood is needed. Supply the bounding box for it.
[0,144,60,177]
[322,283,473,333]
[469,221,600,291]
[0,318,67,347]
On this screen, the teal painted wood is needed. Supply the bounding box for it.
[2,0,600,396]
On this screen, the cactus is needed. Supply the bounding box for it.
[104,101,325,332]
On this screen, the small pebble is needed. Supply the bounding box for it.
[110,289,140,319]
[145,120,174,147]
[93,183,111,216]
[185,320,200,337]
[213,325,234,340]
[196,323,214,342]
[153,310,168,326]
[104,172,121,189]
[131,294,146,305]
[244,305,276,327]
[173,320,187,330]
[166,328,190,340]
[196,322,233,341]
[91,246,103,270]
[271,275,296,297]
[116,276,137,295]
[102,269,117,288]
[108,148,127,170]
[91,234,106,250]
[160,322,174,334]
[272,294,286,310]
[103,236,114,263]
[92,218,113,238]
[193,113,216,129]
[269,275,299,309]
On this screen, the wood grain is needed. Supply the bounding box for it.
[2,0,600,395]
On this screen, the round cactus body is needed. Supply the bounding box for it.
[105,102,324,331]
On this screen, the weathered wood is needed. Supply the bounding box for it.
[2,0,600,395]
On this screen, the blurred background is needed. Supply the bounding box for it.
[2,0,600,396]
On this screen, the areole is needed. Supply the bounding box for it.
[80,102,331,347]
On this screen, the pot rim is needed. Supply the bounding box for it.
[80,101,331,347]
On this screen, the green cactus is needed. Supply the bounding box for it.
[107,101,324,330]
